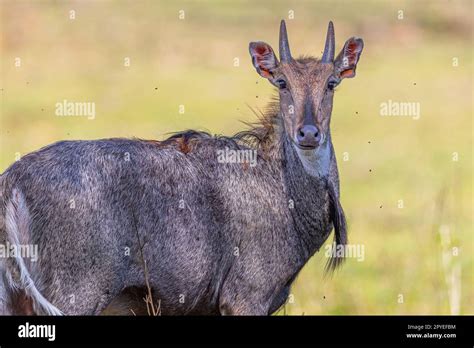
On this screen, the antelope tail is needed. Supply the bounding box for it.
[0,184,62,315]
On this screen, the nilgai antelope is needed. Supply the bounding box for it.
[0,20,363,315]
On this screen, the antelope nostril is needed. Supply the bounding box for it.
[296,125,320,148]
[297,125,318,139]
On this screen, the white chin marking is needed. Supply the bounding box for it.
[293,142,331,178]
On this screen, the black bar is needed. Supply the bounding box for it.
[0,315,472,346]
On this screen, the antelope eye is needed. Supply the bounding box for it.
[327,78,338,91]
[276,79,287,90]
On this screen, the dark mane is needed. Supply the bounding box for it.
[232,100,280,149]
[145,101,281,155]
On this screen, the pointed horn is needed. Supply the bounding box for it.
[279,20,292,62]
[322,21,335,63]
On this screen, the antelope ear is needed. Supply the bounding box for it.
[249,41,279,79]
[334,37,364,79]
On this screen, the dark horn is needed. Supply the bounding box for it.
[322,21,335,63]
[279,20,292,62]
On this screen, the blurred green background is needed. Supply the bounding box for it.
[1,0,472,314]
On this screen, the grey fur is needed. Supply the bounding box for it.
[0,21,363,315]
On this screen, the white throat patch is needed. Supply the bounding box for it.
[293,142,331,178]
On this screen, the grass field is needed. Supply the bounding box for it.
[1,0,472,314]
